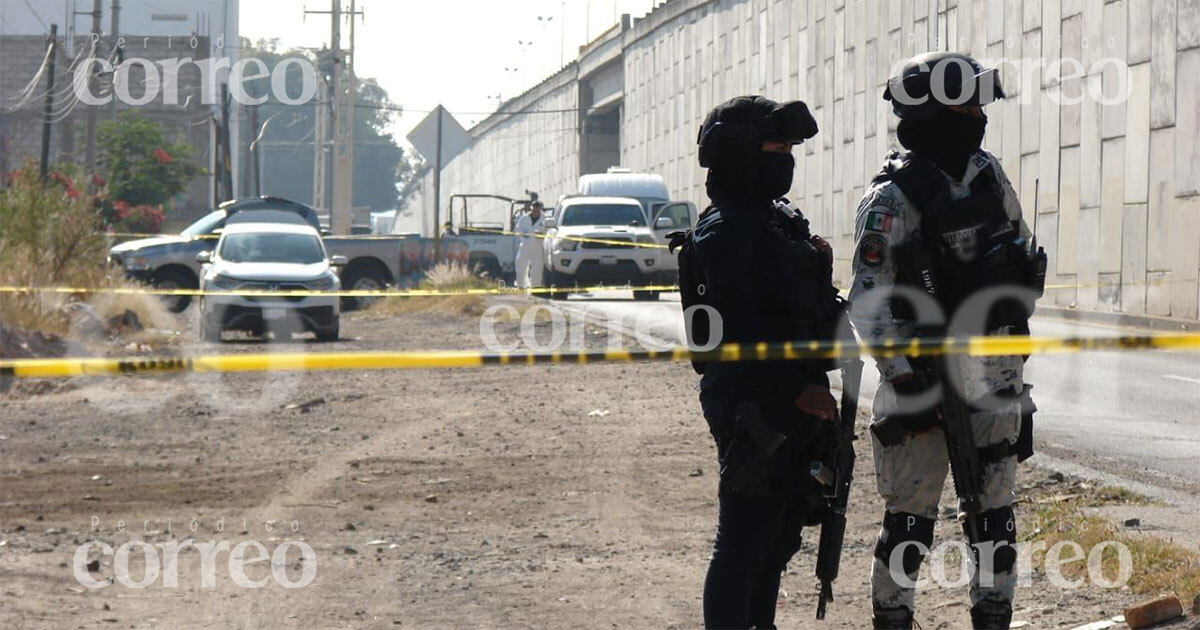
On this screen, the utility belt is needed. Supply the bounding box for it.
[717,401,833,498]
[870,381,1036,464]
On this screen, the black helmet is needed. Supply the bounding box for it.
[697,96,818,168]
[883,52,1006,121]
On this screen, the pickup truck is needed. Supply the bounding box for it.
[108,196,465,311]
[443,193,540,284]
[539,195,697,300]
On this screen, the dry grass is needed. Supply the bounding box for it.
[367,262,490,317]
[1021,484,1200,604]
[0,164,177,347]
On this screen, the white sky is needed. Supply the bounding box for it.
[240,0,657,149]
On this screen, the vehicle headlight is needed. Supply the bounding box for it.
[123,256,151,270]
[634,235,658,246]
[208,273,241,290]
[307,274,337,291]
[558,237,579,251]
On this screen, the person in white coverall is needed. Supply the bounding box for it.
[513,201,545,289]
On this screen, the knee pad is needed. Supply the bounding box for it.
[964,506,1018,575]
[872,604,914,630]
[970,598,1013,630]
[874,511,935,579]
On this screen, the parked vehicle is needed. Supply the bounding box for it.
[108,196,463,311]
[444,192,540,283]
[196,221,343,342]
[575,168,697,281]
[577,167,671,223]
[539,195,692,301]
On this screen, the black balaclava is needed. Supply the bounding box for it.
[897,107,987,181]
[705,145,795,203]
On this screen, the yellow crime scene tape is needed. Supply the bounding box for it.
[2,333,1198,380]
[0,283,681,298]
[105,229,669,249]
[461,228,669,249]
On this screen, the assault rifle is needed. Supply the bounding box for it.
[812,356,864,619]
[885,238,987,544]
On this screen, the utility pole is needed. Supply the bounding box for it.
[81,0,102,178]
[312,75,327,213]
[40,24,59,182]
[110,0,120,46]
[219,84,233,201]
[248,103,261,196]
[304,0,362,234]
[432,105,443,258]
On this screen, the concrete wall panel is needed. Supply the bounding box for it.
[1175,48,1200,196]
[400,0,1198,320]
[1150,0,1177,128]
[1124,62,1151,203]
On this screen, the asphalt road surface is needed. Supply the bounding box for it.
[560,290,1200,502]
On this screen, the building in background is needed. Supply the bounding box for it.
[0,0,240,222]
[401,0,1200,322]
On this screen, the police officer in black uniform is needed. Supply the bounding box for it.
[676,95,844,628]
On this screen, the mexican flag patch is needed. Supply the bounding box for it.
[865,210,893,233]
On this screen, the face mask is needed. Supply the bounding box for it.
[899,110,987,180]
[754,152,795,200]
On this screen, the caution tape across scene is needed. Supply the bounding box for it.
[2,333,1198,380]
[105,229,670,249]
[0,283,681,298]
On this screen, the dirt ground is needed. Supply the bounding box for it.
[0,297,1184,628]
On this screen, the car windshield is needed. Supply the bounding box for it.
[219,232,325,264]
[560,204,645,227]
[181,211,226,236]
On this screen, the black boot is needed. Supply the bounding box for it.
[970,598,1012,630]
[872,605,914,630]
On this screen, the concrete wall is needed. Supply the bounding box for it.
[404,0,1200,320]
[398,70,581,233]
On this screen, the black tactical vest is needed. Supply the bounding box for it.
[874,152,1033,331]
[672,199,842,375]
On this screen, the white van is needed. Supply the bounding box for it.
[577,167,671,223]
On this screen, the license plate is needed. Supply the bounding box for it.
[599,255,618,265]
[263,308,287,320]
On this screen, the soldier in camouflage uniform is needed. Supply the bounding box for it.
[848,53,1039,629]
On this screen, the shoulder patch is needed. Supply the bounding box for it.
[865,190,903,215]
[972,152,989,169]
[865,210,894,233]
[859,234,887,267]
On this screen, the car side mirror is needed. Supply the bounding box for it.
[542,217,556,228]
[196,251,212,263]
[654,216,676,229]
[329,255,347,266]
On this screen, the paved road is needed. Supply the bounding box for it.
[559,290,1200,501]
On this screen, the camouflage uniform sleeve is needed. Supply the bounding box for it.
[847,183,916,382]
[988,152,1032,240]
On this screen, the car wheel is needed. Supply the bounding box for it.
[472,257,502,282]
[633,290,660,301]
[341,265,388,311]
[315,318,340,342]
[543,269,570,300]
[153,268,197,313]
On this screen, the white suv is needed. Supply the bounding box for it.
[541,196,681,301]
[197,222,344,342]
